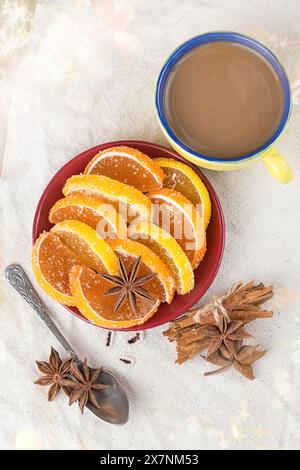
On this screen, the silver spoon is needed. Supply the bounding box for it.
[5,264,129,425]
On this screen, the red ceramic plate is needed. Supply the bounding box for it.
[32,140,225,331]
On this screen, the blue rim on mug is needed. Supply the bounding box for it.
[155,31,291,163]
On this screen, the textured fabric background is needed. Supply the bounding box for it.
[0,0,300,450]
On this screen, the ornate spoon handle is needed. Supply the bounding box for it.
[5,264,79,361]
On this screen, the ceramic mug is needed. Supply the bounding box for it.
[155,32,293,183]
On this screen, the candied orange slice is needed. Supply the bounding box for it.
[148,188,206,269]
[51,220,119,275]
[32,232,81,305]
[69,263,160,329]
[108,238,175,303]
[128,221,194,295]
[154,158,211,228]
[63,174,151,222]
[84,146,165,192]
[49,195,127,238]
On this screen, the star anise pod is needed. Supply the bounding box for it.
[65,358,110,414]
[101,256,157,316]
[203,343,266,380]
[164,281,273,380]
[34,347,74,401]
[202,314,252,359]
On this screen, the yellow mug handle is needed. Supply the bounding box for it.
[261,147,293,183]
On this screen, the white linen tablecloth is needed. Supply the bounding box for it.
[1,0,300,450]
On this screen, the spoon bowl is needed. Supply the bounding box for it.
[86,369,129,425]
[5,264,129,425]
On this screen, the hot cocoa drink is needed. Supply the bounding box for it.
[163,41,285,158]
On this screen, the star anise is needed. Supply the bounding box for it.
[65,358,110,414]
[164,281,273,380]
[34,347,74,401]
[202,315,252,359]
[203,343,266,380]
[101,256,157,316]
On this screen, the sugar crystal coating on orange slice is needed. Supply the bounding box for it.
[32,232,81,305]
[49,194,127,238]
[51,220,119,275]
[108,238,175,303]
[63,174,151,222]
[128,221,194,295]
[69,258,160,329]
[154,158,211,228]
[148,188,206,269]
[84,146,165,192]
